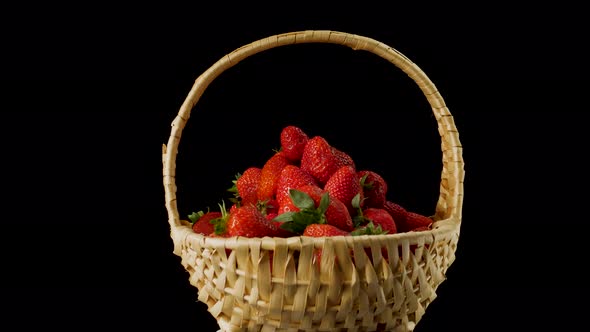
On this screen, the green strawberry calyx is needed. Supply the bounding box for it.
[227,172,242,204]
[188,207,211,225]
[351,193,367,227]
[273,189,329,234]
[351,221,389,236]
[210,200,230,235]
[256,199,275,217]
[359,173,373,190]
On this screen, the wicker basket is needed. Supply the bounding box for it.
[162,30,464,332]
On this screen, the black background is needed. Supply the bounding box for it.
[2,3,588,331]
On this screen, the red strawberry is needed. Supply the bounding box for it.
[271,222,297,238]
[229,203,239,215]
[300,136,341,185]
[332,147,355,169]
[275,165,317,205]
[358,170,388,208]
[303,223,349,237]
[208,231,230,238]
[257,152,291,202]
[280,125,309,162]
[266,212,278,221]
[296,184,354,232]
[383,201,408,228]
[266,212,295,237]
[400,212,433,233]
[256,198,279,216]
[235,167,262,206]
[279,185,353,231]
[362,208,397,234]
[227,204,278,238]
[410,225,432,232]
[324,165,364,215]
[190,211,222,235]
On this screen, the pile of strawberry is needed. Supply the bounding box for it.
[189,126,433,239]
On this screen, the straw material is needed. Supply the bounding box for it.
[162,30,464,332]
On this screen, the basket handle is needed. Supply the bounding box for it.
[163,30,464,230]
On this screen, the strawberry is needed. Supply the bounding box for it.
[303,223,349,237]
[257,152,291,202]
[189,201,232,236]
[324,165,364,215]
[266,212,295,237]
[332,147,355,169]
[351,221,389,236]
[358,170,388,208]
[257,198,279,216]
[189,210,222,235]
[300,136,341,185]
[277,185,353,232]
[399,212,433,233]
[227,204,278,238]
[383,201,408,229]
[271,222,298,238]
[229,203,239,215]
[361,208,397,234]
[275,165,317,206]
[266,212,278,221]
[234,167,262,206]
[280,125,309,162]
[410,225,432,232]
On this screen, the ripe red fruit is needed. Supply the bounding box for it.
[283,184,354,232]
[275,165,317,206]
[358,170,388,208]
[272,222,297,238]
[227,205,278,238]
[280,125,309,162]
[410,225,432,232]
[383,201,408,228]
[400,212,433,233]
[257,152,291,202]
[302,223,349,237]
[191,211,222,235]
[332,147,355,169]
[325,166,364,215]
[236,167,262,206]
[362,208,397,234]
[229,203,239,215]
[300,136,341,185]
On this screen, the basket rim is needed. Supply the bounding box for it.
[173,215,459,252]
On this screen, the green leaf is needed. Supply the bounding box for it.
[351,221,389,236]
[208,200,230,235]
[227,173,241,198]
[188,210,206,224]
[277,208,325,234]
[318,192,330,214]
[280,221,301,234]
[352,215,366,228]
[211,217,227,235]
[289,189,315,210]
[273,212,296,222]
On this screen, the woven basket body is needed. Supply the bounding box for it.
[163,31,464,332]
